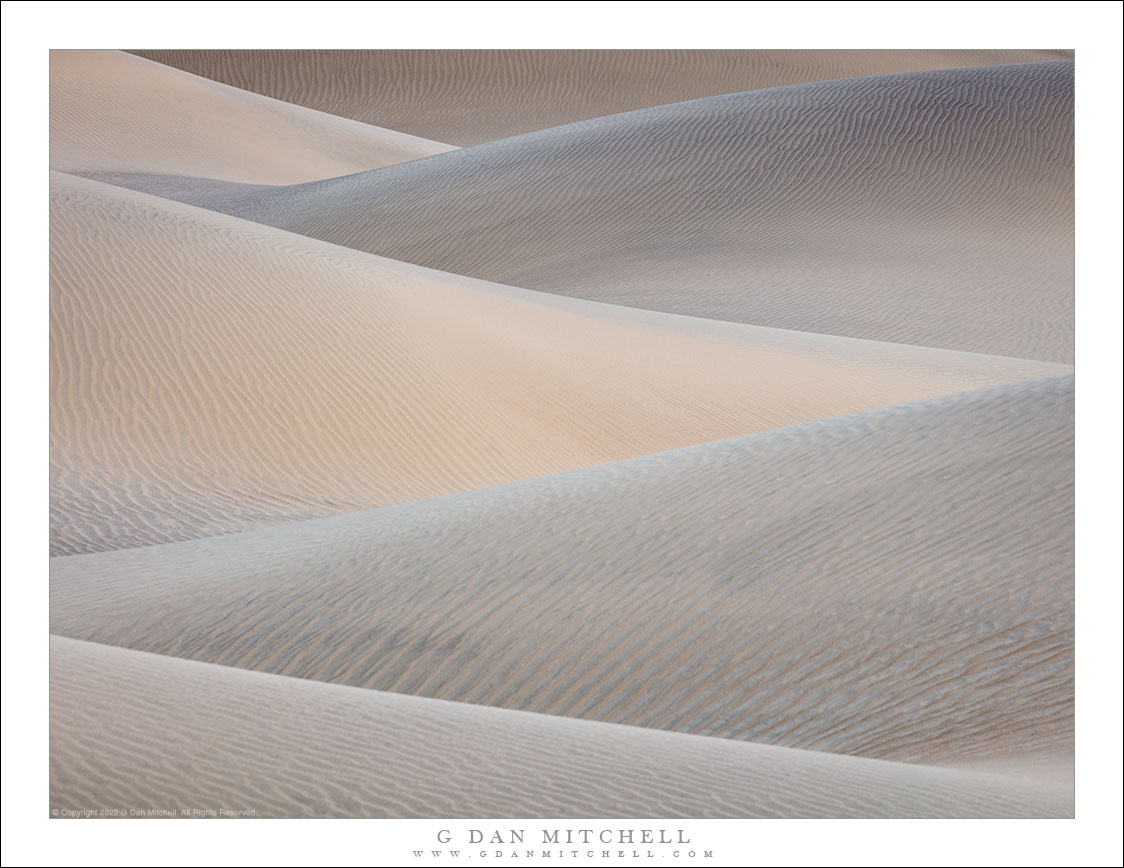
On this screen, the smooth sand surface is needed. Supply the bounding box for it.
[201,62,1073,362]
[52,376,1074,770]
[130,49,1073,146]
[51,50,453,186]
[50,171,1064,555]
[50,636,1071,818]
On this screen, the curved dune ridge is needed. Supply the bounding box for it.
[51,376,1074,768]
[50,171,1064,555]
[130,49,1073,146]
[48,49,1075,820]
[50,637,1071,819]
[50,50,454,187]
[203,62,1073,363]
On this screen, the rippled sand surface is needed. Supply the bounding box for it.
[49,49,1074,819]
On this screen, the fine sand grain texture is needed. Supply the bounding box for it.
[207,62,1073,362]
[130,49,1073,145]
[51,377,1074,770]
[50,50,453,187]
[50,637,1072,818]
[47,48,1076,821]
[50,172,1063,555]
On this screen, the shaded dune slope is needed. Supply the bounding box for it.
[50,172,1063,555]
[130,49,1073,146]
[50,637,1071,818]
[50,50,453,187]
[52,377,1074,768]
[208,62,1073,362]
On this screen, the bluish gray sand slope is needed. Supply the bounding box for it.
[192,62,1072,363]
[130,48,1073,145]
[51,377,1074,771]
[50,637,1072,818]
[48,50,1075,821]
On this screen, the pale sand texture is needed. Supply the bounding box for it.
[202,62,1073,362]
[50,637,1071,818]
[50,50,453,186]
[47,48,1075,821]
[51,377,1074,770]
[130,49,1073,146]
[50,172,1064,555]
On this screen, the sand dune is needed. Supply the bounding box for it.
[50,171,1064,555]
[46,48,1076,822]
[202,62,1073,362]
[51,376,1074,770]
[50,636,1071,818]
[50,50,453,187]
[130,49,1073,146]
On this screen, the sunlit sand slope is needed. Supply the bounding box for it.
[50,50,453,186]
[50,172,1062,555]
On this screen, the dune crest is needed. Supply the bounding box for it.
[50,50,454,187]
[203,62,1073,362]
[46,48,1076,822]
[52,376,1074,769]
[50,172,1063,555]
[131,49,1073,146]
[50,637,1072,818]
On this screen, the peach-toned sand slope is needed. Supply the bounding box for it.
[47,48,1075,822]
[209,62,1073,362]
[50,50,453,186]
[130,49,1073,145]
[50,637,1071,818]
[52,376,1074,771]
[50,172,1064,555]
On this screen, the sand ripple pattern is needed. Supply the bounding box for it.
[47,50,1075,820]
[52,377,1074,768]
[211,63,1073,362]
[51,50,454,185]
[50,172,1063,555]
[50,637,1071,818]
[130,49,1072,146]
